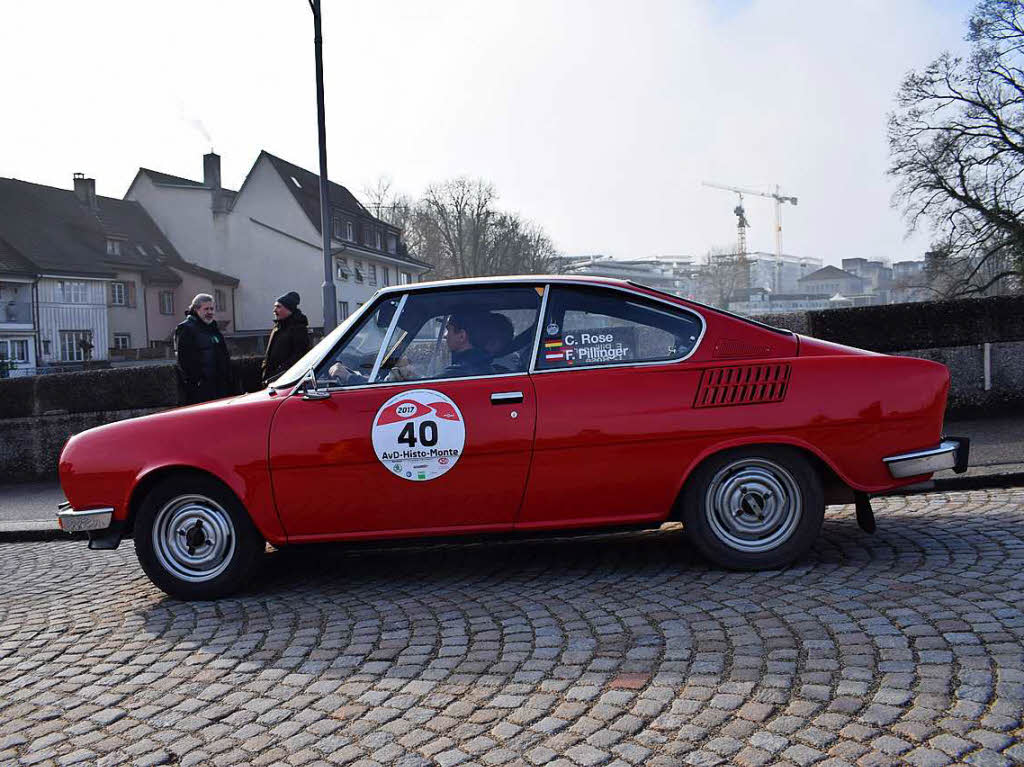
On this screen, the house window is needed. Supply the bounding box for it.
[354,261,364,283]
[346,221,354,242]
[375,231,383,250]
[387,235,397,254]
[338,301,349,320]
[401,272,412,285]
[363,225,373,246]
[336,258,349,281]
[42,340,51,356]
[153,244,165,256]
[59,281,89,304]
[333,215,344,240]
[214,289,226,311]
[106,239,121,256]
[159,291,174,315]
[136,245,147,257]
[369,264,377,287]
[381,267,390,287]
[60,330,93,362]
[112,333,131,350]
[0,339,29,362]
[110,281,126,306]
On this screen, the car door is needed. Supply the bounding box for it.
[516,284,707,529]
[269,286,542,541]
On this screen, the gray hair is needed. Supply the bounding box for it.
[190,293,215,311]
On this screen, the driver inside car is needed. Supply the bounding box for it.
[328,310,503,384]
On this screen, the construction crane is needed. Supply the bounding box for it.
[702,181,799,292]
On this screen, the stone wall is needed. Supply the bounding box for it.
[0,357,264,481]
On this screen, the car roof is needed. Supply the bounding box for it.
[376,274,633,295]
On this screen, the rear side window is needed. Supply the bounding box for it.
[537,286,702,370]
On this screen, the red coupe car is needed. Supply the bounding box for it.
[58,277,968,599]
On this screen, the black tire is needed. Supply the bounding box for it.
[134,474,264,600]
[682,445,824,570]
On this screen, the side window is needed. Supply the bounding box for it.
[376,287,541,383]
[317,297,401,385]
[320,287,541,386]
[537,287,702,370]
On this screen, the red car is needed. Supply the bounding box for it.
[57,276,968,599]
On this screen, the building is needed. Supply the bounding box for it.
[0,174,238,368]
[797,265,867,297]
[0,237,37,375]
[746,252,823,294]
[126,151,431,333]
[561,254,696,295]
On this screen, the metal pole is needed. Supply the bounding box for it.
[310,0,337,333]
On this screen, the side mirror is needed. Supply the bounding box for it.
[299,368,330,401]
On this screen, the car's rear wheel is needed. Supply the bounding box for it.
[134,475,263,600]
[682,446,824,570]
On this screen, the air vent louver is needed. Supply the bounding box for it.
[694,364,791,408]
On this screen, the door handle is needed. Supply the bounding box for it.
[490,391,523,405]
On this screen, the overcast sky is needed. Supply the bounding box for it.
[1,0,973,266]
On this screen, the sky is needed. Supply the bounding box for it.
[0,0,974,267]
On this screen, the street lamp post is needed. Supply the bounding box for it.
[309,0,337,333]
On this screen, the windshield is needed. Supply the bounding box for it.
[270,308,366,389]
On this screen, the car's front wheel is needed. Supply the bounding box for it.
[134,474,264,599]
[682,446,824,570]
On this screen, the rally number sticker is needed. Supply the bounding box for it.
[372,389,465,481]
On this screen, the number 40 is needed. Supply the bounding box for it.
[398,420,438,448]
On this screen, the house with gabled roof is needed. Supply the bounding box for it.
[0,174,239,367]
[797,264,866,297]
[125,151,430,334]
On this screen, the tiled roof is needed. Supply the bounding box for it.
[261,151,372,226]
[175,259,239,287]
[0,177,240,285]
[258,152,431,271]
[139,168,206,188]
[0,237,36,276]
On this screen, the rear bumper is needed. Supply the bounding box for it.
[883,437,970,479]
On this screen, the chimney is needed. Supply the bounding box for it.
[204,152,227,214]
[72,172,98,212]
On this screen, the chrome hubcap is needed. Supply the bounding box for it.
[705,458,802,553]
[152,494,235,583]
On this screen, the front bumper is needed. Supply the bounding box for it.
[883,436,970,479]
[56,502,114,532]
[57,502,125,549]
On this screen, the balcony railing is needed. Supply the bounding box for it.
[2,301,32,325]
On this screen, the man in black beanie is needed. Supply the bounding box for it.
[261,291,311,386]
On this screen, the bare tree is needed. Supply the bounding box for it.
[697,246,751,309]
[888,0,1024,297]
[361,175,560,278]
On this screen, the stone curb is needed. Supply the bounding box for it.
[2,471,1021,546]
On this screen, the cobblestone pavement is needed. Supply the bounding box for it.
[1,489,1022,767]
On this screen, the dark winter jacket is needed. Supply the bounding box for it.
[174,312,233,404]
[261,310,311,385]
[442,346,493,378]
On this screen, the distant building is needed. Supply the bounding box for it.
[890,259,930,303]
[0,174,238,368]
[126,151,431,333]
[745,252,823,294]
[561,254,696,296]
[797,265,866,297]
